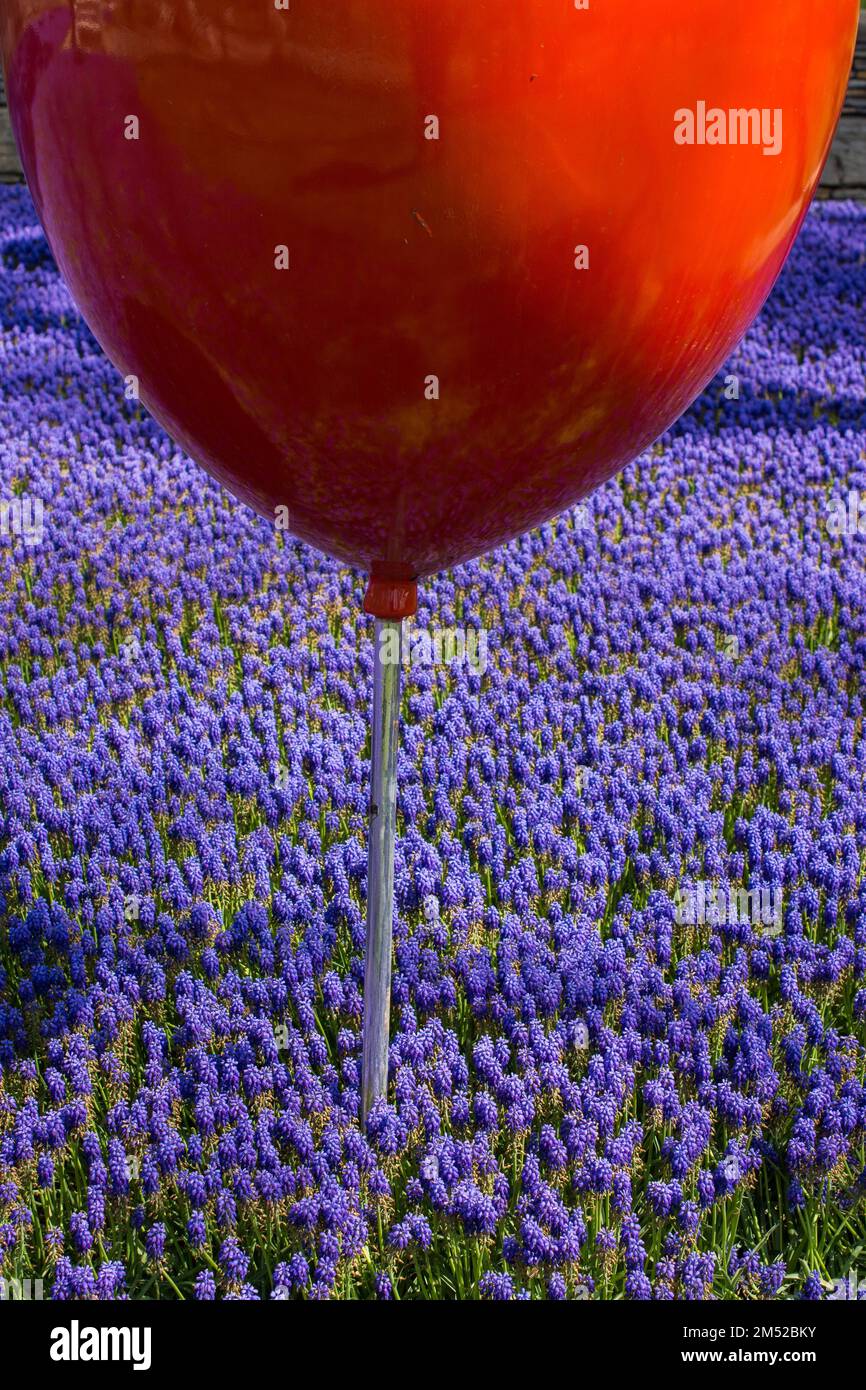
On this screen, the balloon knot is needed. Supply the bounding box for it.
[364,577,418,620]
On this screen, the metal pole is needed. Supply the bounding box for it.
[361,617,402,1124]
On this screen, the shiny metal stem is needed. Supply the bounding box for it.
[361,618,402,1124]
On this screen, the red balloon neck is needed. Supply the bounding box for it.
[364,576,418,621]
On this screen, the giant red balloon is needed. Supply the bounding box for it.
[1,1,858,606]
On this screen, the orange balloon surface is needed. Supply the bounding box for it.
[0,1,859,598]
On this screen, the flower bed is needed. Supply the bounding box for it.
[1,188,865,1300]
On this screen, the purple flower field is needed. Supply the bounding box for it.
[1,186,865,1300]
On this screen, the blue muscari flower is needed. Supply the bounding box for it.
[479,1271,516,1301]
[219,1236,249,1284]
[187,1210,207,1250]
[95,1261,128,1299]
[801,1271,824,1301]
[145,1222,166,1262]
[69,1212,93,1254]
